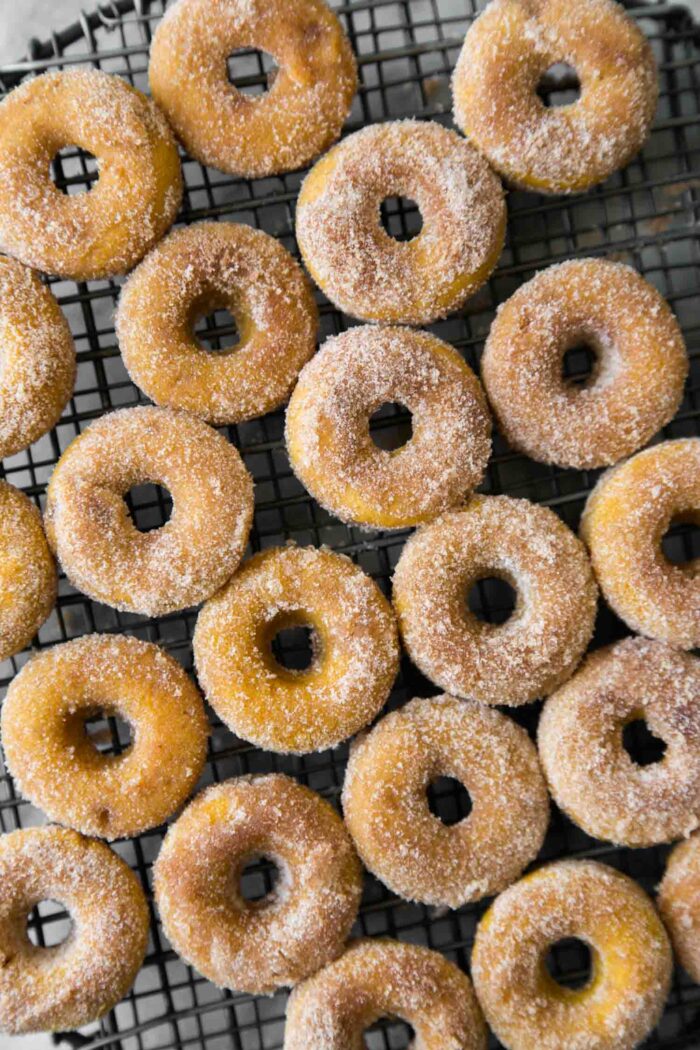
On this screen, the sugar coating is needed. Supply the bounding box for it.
[658,830,700,984]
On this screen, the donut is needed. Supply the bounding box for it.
[193,545,399,753]
[393,496,598,706]
[286,326,492,530]
[285,938,487,1050]
[154,774,362,994]
[0,825,148,1034]
[539,637,700,847]
[472,860,672,1050]
[149,0,357,178]
[0,70,182,281]
[44,406,254,616]
[452,0,658,195]
[658,830,700,984]
[342,696,549,907]
[482,259,687,469]
[295,120,506,325]
[581,439,700,649]
[0,481,56,663]
[1,634,208,839]
[0,257,75,459]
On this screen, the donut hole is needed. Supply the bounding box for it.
[427,775,472,826]
[237,853,282,908]
[661,514,700,573]
[545,937,594,991]
[364,1017,416,1049]
[369,402,414,451]
[50,146,98,195]
[623,717,667,767]
[227,48,278,96]
[125,482,173,532]
[537,63,581,108]
[466,574,518,626]
[193,306,241,354]
[26,898,72,949]
[380,196,423,242]
[561,342,599,389]
[266,613,318,673]
[84,709,133,757]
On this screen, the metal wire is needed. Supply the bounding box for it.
[1,0,700,1047]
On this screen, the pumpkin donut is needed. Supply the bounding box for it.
[453,0,658,194]
[44,406,254,616]
[149,0,357,178]
[0,69,182,280]
[296,120,506,325]
[658,830,700,984]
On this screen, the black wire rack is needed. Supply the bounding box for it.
[1,0,700,1047]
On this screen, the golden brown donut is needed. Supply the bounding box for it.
[0,257,75,459]
[285,938,487,1050]
[393,496,598,706]
[0,826,148,1034]
[296,120,506,325]
[286,325,492,530]
[149,0,357,178]
[116,222,318,425]
[482,260,687,469]
[453,0,658,194]
[0,481,56,663]
[658,830,700,984]
[154,774,362,994]
[342,696,549,907]
[1,634,209,840]
[44,406,254,616]
[0,70,182,280]
[581,439,700,649]
[472,860,672,1050]
[193,545,399,753]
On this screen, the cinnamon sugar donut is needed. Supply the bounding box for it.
[393,496,598,706]
[193,545,399,753]
[117,222,318,425]
[0,482,56,663]
[154,775,362,994]
[472,860,672,1050]
[453,0,658,195]
[581,439,700,649]
[285,938,487,1050]
[285,326,492,529]
[658,830,700,984]
[1,634,208,840]
[149,0,357,178]
[296,120,506,325]
[44,406,254,616]
[482,260,687,469]
[342,696,549,908]
[0,70,182,280]
[539,638,700,847]
[0,826,148,1034]
[0,257,75,459]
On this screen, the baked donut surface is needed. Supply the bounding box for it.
[149,0,357,178]
[658,830,700,984]
[295,120,506,325]
[44,406,254,616]
[0,70,182,280]
[116,222,318,425]
[453,0,658,194]
[0,825,148,1034]
[342,695,549,907]
[285,325,492,529]
[482,259,687,469]
[154,775,362,995]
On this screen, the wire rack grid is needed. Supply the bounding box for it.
[1,0,700,1048]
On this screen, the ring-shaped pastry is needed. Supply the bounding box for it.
[658,831,700,985]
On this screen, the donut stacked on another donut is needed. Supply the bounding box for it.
[658,831,700,985]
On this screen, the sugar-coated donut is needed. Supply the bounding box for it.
[296,120,506,325]
[472,860,672,1050]
[453,0,658,195]
[482,260,687,469]
[116,222,318,425]
[286,326,492,530]
[393,496,598,706]
[539,637,700,847]
[0,257,75,459]
[581,439,700,649]
[1,634,208,840]
[154,775,362,994]
[285,938,487,1050]
[0,70,182,280]
[658,831,700,984]
[193,545,399,753]
[342,696,549,908]
[0,482,56,663]
[44,406,254,616]
[0,826,148,1034]
[149,0,357,178]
